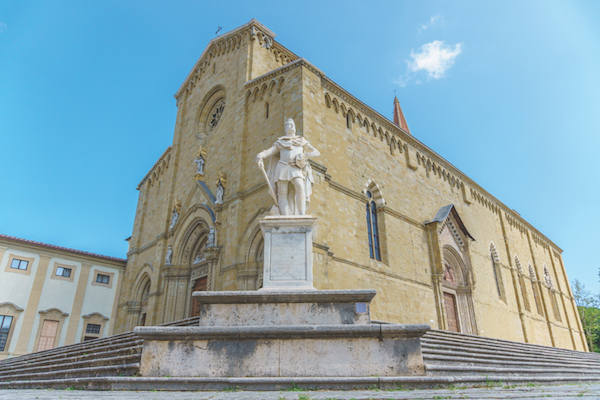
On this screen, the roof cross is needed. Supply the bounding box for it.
[216,26,222,36]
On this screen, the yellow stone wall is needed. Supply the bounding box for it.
[114,21,587,352]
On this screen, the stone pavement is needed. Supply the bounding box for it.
[1,383,600,400]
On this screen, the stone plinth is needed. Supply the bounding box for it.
[136,324,429,378]
[258,215,317,290]
[135,289,431,379]
[192,289,376,326]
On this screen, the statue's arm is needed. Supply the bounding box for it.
[256,145,278,164]
[304,143,320,158]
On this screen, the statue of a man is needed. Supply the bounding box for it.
[165,246,173,265]
[256,118,320,215]
[194,154,205,175]
[215,181,224,204]
[207,226,216,247]
[169,200,181,229]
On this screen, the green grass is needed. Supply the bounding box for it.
[285,382,304,392]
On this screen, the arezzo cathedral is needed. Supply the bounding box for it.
[114,19,587,351]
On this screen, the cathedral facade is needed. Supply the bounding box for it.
[114,20,587,351]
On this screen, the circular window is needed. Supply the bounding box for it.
[207,100,225,132]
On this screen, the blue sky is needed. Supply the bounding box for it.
[1,1,599,292]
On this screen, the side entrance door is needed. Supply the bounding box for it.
[190,276,208,317]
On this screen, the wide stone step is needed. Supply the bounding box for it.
[421,338,600,365]
[0,362,139,382]
[422,347,600,367]
[2,374,600,390]
[425,363,600,377]
[0,338,143,371]
[0,351,142,379]
[424,330,600,359]
[423,352,600,370]
[0,333,140,366]
[422,334,593,357]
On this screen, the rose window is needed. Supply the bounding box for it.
[207,100,225,132]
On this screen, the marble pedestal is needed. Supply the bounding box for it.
[258,215,317,291]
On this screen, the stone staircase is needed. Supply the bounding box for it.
[421,329,600,384]
[1,319,599,390]
[0,332,141,387]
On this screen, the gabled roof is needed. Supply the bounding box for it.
[427,204,475,241]
[174,19,297,99]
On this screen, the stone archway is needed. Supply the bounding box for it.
[442,245,477,334]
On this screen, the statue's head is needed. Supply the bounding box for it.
[284,118,296,136]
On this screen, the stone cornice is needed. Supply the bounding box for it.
[137,146,173,190]
[321,76,563,253]
[244,58,324,90]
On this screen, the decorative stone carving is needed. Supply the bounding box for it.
[443,263,455,284]
[207,100,225,132]
[169,200,181,229]
[215,170,226,204]
[256,118,320,215]
[207,226,216,248]
[194,146,207,181]
[165,246,173,265]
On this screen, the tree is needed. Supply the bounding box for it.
[572,279,600,352]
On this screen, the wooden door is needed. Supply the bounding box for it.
[443,293,460,333]
[191,276,208,317]
[37,320,59,351]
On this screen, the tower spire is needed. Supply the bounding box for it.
[393,96,411,135]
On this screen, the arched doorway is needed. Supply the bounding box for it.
[180,220,211,317]
[442,246,477,334]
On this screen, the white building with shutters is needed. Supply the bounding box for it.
[0,234,126,359]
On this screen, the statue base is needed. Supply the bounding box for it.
[258,215,317,291]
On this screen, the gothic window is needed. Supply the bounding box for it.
[346,113,352,130]
[490,243,505,301]
[530,265,544,316]
[366,191,381,261]
[207,100,225,132]
[515,256,531,311]
[265,102,269,119]
[544,265,561,321]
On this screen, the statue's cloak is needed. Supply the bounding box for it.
[264,135,315,215]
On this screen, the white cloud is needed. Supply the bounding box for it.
[419,16,441,32]
[0,22,6,34]
[407,40,462,79]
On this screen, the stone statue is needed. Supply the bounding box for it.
[169,200,181,229]
[207,226,216,247]
[215,181,224,204]
[165,246,173,265]
[256,118,320,215]
[194,154,205,175]
[194,146,207,180]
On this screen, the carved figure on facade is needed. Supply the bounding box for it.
[165,246,173,265]
[207,226,216,248]
[194,146,207,180]
[443,262,456,284]
[169,200,182,229]
[255,118,320,215]
[215,170,226,204]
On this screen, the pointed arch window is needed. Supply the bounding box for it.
[490,243,506,301]
[366,191,380,261]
